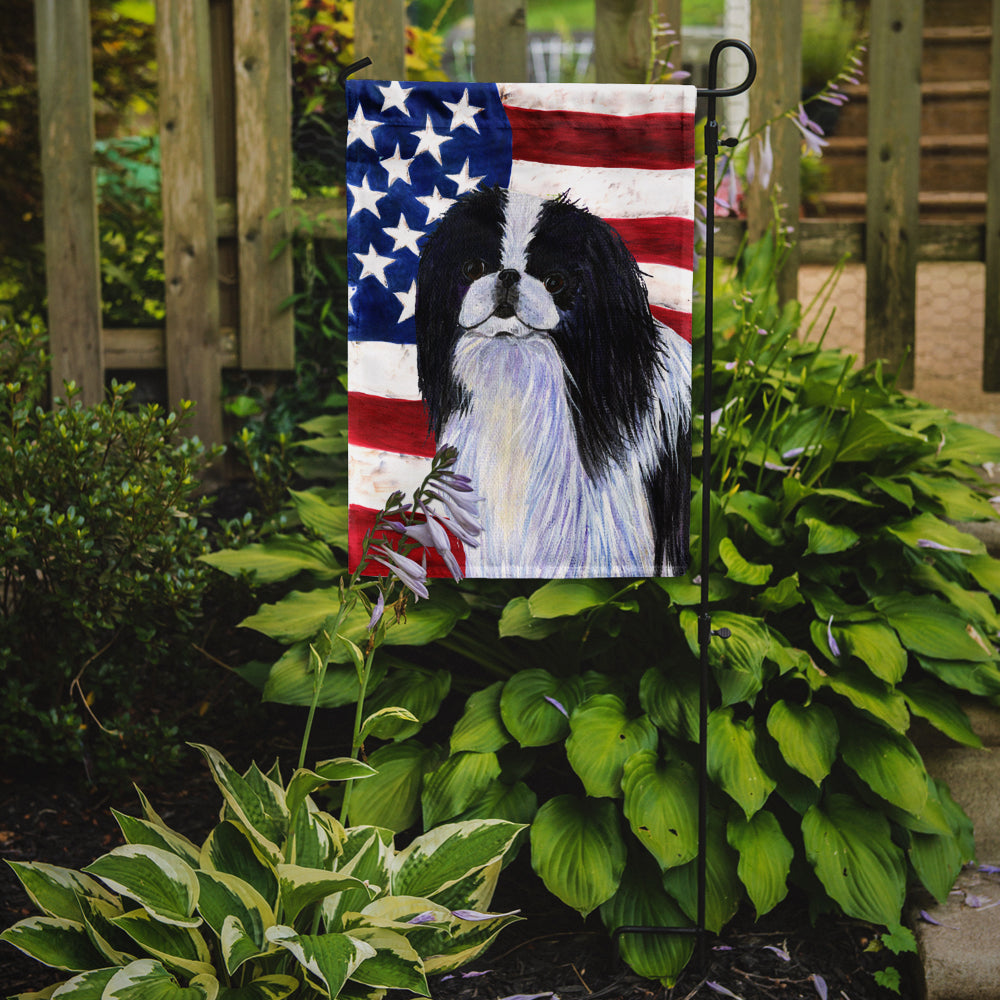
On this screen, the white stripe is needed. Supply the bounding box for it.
[642,262,694,313]
[349,443,433,510]
[499,82,696,117]
[509,162,695,219]
[348,340,420,399]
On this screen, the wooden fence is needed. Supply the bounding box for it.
[33,0,1000,445]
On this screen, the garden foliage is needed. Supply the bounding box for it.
[1,744,523,999]
[0,317,218,781]
[203,234,1000,984]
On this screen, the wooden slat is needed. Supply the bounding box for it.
[983,0,1000,390]
[103,328,238,369]
[864,0,923,389]
[34,0,103,405]
[594,0,652,84]
[474,0,527,81]
[746,0,801,304]
[157,0,223,444]
[233,0,294,369]
[354,0,406,80]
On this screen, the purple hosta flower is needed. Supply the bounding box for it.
[451,908,521,921]
[441,970,493,981]
[827,616,842,658]
[763,944,791,962]
[369,544,429,600]
[386,504,464,581]
[791,104,829,157]
[367,590,385,631]
[747,125,774,191]
[917,538,973,555]
[979,864,1000,874]
[407,911,438,925]
[426,476,484,539]
[544,695,569,718]
[706,982,742,999]
[715,156,741,216]
[812,974,828,1000]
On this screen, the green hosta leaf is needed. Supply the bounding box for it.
[910,562,1000,633]
[453,779,538,827]
[680,611,770,706]
[656,572,737,606]
[347,740,441,832]
[839,718,929,816]
[346,926,428,994]
[874,594,995,662]
[719,537,772,586]
[835,410,927,463]
[265,926,375,997]
[835,621,907,684]
[909,824,966,905]
[707,708,776,818]
[886,512,985,557]
[499,670,584,747]
[621,751,698,871]
[277,865,374,925]
[0,916,107,971]
[322,830,393,931]
[393,820,524,900]
[421,751,502,828]
[600,853,694,987]
[765,700,838,786]
[83,846,200,928]
[565,695,658,799]
[216,975,299,1000]
[111,908,214,978]
[755,573,804,614]
[195,871,273,973]
[727,811,793,917]
[200,822,278,910]
[802,793,906,926]
[901,680,982,748]
[967,553,1000,597]
[639,664,699,742]
[530,795,626,917]
[724,490,784,545]
[362,667,451,740]
[916,655,1000,697]
[5,862,118,923]
[360,706,421,742]
[497,597,564,639]
[527,579,618,618]
[906,472,998,521]
[661,810,741,933]
[261,643,387,709]
[803,517,859,556]
[935,421,1000,464]
[809,661,910,732]
[288,489,349,546]
[112,812,201,868]
[285,759,376,822]
[450,682,511,754]
[866,474,914,509]
[103,959,218,1000]
[200,535,342,584]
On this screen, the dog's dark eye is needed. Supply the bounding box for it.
[462,259,487,282]
[543,271,567,294]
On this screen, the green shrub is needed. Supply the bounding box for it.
[0,317,220,783]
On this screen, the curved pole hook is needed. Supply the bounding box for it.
[337,57,373,90]
[698,38,757,99]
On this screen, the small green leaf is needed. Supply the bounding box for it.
[526,579,617,618]
[499,670,584,747]
[707,708,776,818]
[639,664,699,742]
[765,701,838,786]
[360,706,421,742]
[727,811,793,917]
[421,751,502,829]
[450,682,511,754]
[719,537,772,585]
[288,489,348,546]
[839,718,929,817]
[347,740,441,832]
[497,597,564,639]
[803,517,859,555]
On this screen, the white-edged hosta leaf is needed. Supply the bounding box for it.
[802,794,906,926]
[219,915,270,977]
[76,894,136,966]
[288,802,343,870]
[360,706,422,742]
[450,682,511,754]
[264,926,375,997]
[214,974,299,1000]
[499,670,585,747]
[110,908,214,978]
[392,820,524,900]
[421,907,523,975]
[765,701,838,786]
[566,695,658,799]
[529,795,626,917]
[199,822,278,909]
[48,967,118,998]
[839,719,929,817]
[707,708,776,818]
[346,741,442,832]
[195,871,273,962]
[83,846,200,928]
[285,760,375,822]
[421,752,502,829]
[345,926,429,994]
[102,959,218,999]
[5,862,118,922]
[322,829,393,930]
[727,811,793,918]
[112,812,201,868]
[276,865,375,925]
[0,916,107,971]
[621,752,698,871]
[599,853,694,987]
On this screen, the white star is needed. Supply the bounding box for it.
[411,115,452,164]
[347,105,379,149]
[381,144,415,186]
[395,280,417,322]
[417,186,456,224]
[377,80,411,114]
[347,283,357,315]
[443,89,484,133]
[347,174,385,218]
[447,158,486,195]
[354,244,394,286]
[384,214,424,255]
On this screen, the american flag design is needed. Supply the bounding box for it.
[346,80,696,577]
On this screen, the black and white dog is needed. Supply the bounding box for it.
[415,186,691,577]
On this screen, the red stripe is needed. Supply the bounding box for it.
[348,392,437,457]
[506,106,695,171]
[348,505,466,578]
[651,305,692,343]
[605,216,693,271]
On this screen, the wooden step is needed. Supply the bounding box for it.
[921,0,992,28]
[832,80,991,137]
[813,190,987,222]
[922,25,993,83]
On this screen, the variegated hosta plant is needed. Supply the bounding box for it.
[1,744,523,1000]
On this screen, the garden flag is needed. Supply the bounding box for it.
[347,81,695,579]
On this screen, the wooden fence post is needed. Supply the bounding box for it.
[157,0,223,445]
[474,0,527,82]
[746,0,801,306]
[864,0,923,389]
[34,0,104,405]
[983,0,1000,390]
[594,0,653,84]
[233,0,294,370]
[354,0,407,79]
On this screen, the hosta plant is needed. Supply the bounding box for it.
[1,744,523,999]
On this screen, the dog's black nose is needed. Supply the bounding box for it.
[497,269,520,289]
